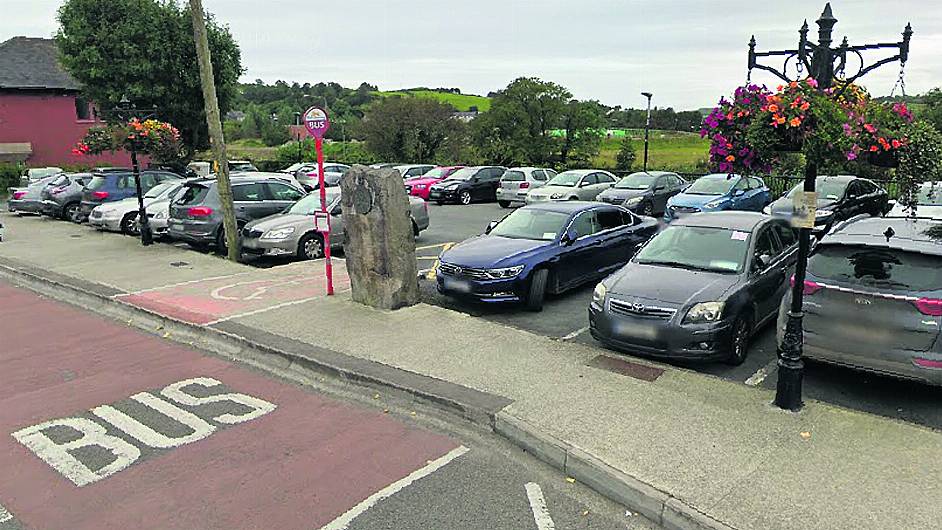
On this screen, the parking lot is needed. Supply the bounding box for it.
[5,199,942,433]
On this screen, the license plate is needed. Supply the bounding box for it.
[443,277,471,293]
[170,222,183,231]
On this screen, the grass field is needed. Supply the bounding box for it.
[373,90,491,112]
[592,130,709,173]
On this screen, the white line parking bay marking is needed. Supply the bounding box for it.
[525,482,557,530]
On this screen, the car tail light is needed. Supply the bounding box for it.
[520,182,530,189]
[913,298,942,316]
[12,191,26,200]
[789,275,823,296]
[913,358,942,369]
[92,191,109,200]
[188,206,213,217]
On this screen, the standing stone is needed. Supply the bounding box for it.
[339,165,420,309]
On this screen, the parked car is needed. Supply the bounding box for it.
[591,212,798,364]
[495,167,558,208]
[241,190,430,260]
[80,170,182,222]
[186,161,212,178]
[297,163,351,190]
[665,174,770,222]
[405,166,464,200]
[369,163,404,169]
[230,171,306,193]
[19,166,62,187]
[8,175,61,215]
[230,160,258,172]
[40,172,93,221]
[167,175,307,252]
[596,171,687,217]
[887,181,942,219]
[437,202,658,311]
[392,164,436,180]
[525,170,617,204]
[778,216,942,385]
[89,180,185,235]
[765,176,889,234]
[428,166,507,205]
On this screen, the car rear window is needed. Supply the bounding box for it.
[50,175,69,187]
[810,244,942,291]
[86,176,108,190]
[176,184,210,206]
[502,171,525,182]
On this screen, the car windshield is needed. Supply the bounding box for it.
[418,167,449,179]
[787,179,849,201]
[614,173,657,190]
[502,170,526,182]
[176,184,209,206]
[546,171,583,188]
[635,225,748,273]
[445,167,478,181]
[685,177,736,196]
[144,182,177,199]
[283,163,303,173]
[809,245,942,291]
[916,185,942,206]
[489,208,570,241]
[286,191,340,214]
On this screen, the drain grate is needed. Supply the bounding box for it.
[586,355,664,382]
[70,234,82,238]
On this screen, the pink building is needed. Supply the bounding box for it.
[0,37,131,167]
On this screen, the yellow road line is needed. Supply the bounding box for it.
[426,242,455,280]
[415,242,452,251]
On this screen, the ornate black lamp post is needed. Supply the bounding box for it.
[748,3,912,410]
[105,95,158,246]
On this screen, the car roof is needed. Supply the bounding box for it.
[673,212,770,232]
[507,167,542,172]
[556,169,597,176]
[824,217,942,256]
[700,173,744,180]
[621,171,676,178]
[523,201,619,215]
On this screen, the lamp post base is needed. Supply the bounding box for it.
[773,310,805,411]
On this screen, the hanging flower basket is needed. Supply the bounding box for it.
[867,149,899,168]
[74,118,182,164]
[771,126,804,152]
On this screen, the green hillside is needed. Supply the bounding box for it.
[373,90,491,112]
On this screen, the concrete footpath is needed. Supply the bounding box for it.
[3,213,941,530]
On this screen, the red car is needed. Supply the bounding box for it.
[404,166,464,200]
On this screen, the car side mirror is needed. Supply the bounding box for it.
[754,253,771,270]
[561,228,578,245]
[471,176,479,183]
[485,220,498,234]
[734,189,746,197]
[579,181,590,188]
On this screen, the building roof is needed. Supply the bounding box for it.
[0,37,81,91]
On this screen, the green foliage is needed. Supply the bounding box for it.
[373,90,491,112]
[360,97,467,163]
[898,120,942,214]
[923,88,942,133]
[607,107,702,133]
[0,163,25,196]
[274,140,378,166]
[559,100,606,168]
[56,0,243,156]
[593,132,709,173]
[615,135,636,171]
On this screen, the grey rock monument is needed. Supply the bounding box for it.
[339,165,420,309]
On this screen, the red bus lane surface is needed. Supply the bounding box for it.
[0,282,460,530]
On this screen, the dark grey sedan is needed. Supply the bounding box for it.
[589,212,798,364]
[41,172,93,221]
[596,171,687,216]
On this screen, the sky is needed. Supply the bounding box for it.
[4,0,940,110]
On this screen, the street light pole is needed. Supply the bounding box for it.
[109,95,155,246]
[641,92,653,172]
[748,3,912,411]
[294,111,303,163]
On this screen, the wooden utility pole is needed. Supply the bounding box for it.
[189,0,239,261]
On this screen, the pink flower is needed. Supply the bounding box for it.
[806,78,818,88]
[846,151,858,161]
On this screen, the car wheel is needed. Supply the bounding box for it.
[525,268,549,312]
[568,196,578,201]
[297,232,324,260]
[436,200,444,206]
[641,201,654,216]
[459,190,472,205]
[498,200,511,208]
[62,202,80,222]
[725,315,752,366]
[186,241,209,251]
[121,213,140,236]
[412,220,420,238]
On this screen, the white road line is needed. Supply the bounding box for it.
[116,272,248,297]
[0,503,12,523]
[318,445,469,530]
[559,326,589,341]
[745,358,779,387]
[525,482,556,530]
[203,296,325,326]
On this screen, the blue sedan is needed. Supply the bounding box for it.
[665,174,770,222]
[437,202,659,311]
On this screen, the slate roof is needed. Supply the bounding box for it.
[0,37,82,91]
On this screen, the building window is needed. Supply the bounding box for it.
[75,97,91,120]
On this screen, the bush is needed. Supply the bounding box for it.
[615,136,636,171]
[0,163,25,196]
[274,139,379,167]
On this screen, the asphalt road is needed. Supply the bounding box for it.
[0,281,657,530]
[414,202,942,432]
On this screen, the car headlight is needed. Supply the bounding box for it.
[683,301,725,324]
[704,199,725,209]
[154,210,167,219]
[815,209,834,218]
[762,206,771,215]
[484,265,524,279]
[592,282,607,305]
[624,197,643,206]
[550,193,563,200]
[260,227,296,240]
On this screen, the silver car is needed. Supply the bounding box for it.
[293,163,351,190]
[8,175,61,214]
[778,216,942,385]
[525,169,617,204]
[495,167,557,208]
[392,164,436,179]
[888,182,942,220]
[89,181,185,235]
[241,191,430,260]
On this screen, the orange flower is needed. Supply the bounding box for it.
[726,155,736,162]
[789,117,802,127]
[869,145,879,152]
[768,104,779,113]
[775,116,787,125]
[789,81,799,89]
[800,102,810,111]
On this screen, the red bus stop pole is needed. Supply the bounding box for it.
[316,137,334,295]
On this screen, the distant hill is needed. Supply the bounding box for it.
[372,89,491,112]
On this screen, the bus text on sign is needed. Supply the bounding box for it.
[303,106,331,139]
